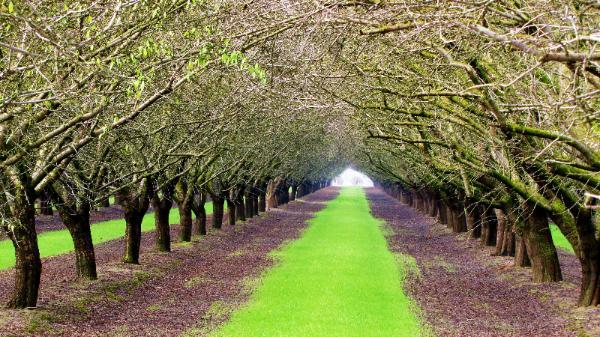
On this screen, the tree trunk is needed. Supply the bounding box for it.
[236,192,246,222]
[390,185,397,199]
[481,208,497,246]
[450,207,457,231]
[573,209,600,306]
[515,234,531,267]
[175,181,194,242]
[179,201,193,241]
[258,188,266,212]
[226,198,236,226]
[445,204,454,230]
[456,205,467,232]
[297,183,306,198]
[39,190,53,215]
[123,209,145,264]
[191,191,207,236]
[5,188,42,309]
[192,204,206,236]
[449,204,467,232]
[59,205,97,280]
[290,184,297,201]
[244,190,254,218]
[496,208,516,256]
[523,204,562,282]
[501,224,516,256]
[438,200,448,224]
[481,215,489,244]
[253,195,259,215]
[494,208,507,255]
[428,194,438,217]
[280,182,289,204]
[579,256,600,306]
[466,204,482,239]
[212,195,225,229]
[152,197,172,252]
[266,179,279,209]
[121,188,150,265]
[252,186,260,215]
[417,193,426,212]
[68,219,97,279]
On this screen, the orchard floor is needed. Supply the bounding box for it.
[1,187,599,336]
[367,188,600,337]
[0,189,337,336]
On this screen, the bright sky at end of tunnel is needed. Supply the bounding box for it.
[332,168,374,187]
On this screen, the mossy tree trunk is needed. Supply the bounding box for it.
[48,184,98,280]
[258,187,266,212]
[57,203,97,279]
[4,183,42,309]
[178,201,193,241]
[244,188,254,218]
[191,188,207,236]
[466,203,482,239]
[522,204,562,282]
[226,197,236,226]
[279,181,289,205]
[296,182,307,198]
[211,194,225,229]
[176,181,194,242]
[123,208,145,264]
[152,195,173,252]
[235,187,246,222]
[572,209,600,306]
[119,180,151,264]
[39,189,53,215]
[152,180,176,252]
[494,208,507,256]
[267,178,282,209]
[290,184,297,201]
[481,208,497,246]
[501,210,516,256]
[514,234,531,267]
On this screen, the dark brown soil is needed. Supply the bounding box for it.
[366,187,600,337]
[0,188,339,337]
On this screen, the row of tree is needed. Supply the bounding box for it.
[0,0,345,309]
[318,1,599,306]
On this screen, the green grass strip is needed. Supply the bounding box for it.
[550,224,574,253]
[0,202,217,270]
[212,187,422,337]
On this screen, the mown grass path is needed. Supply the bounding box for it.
[0,203,216,270]
[213,187,421,337]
